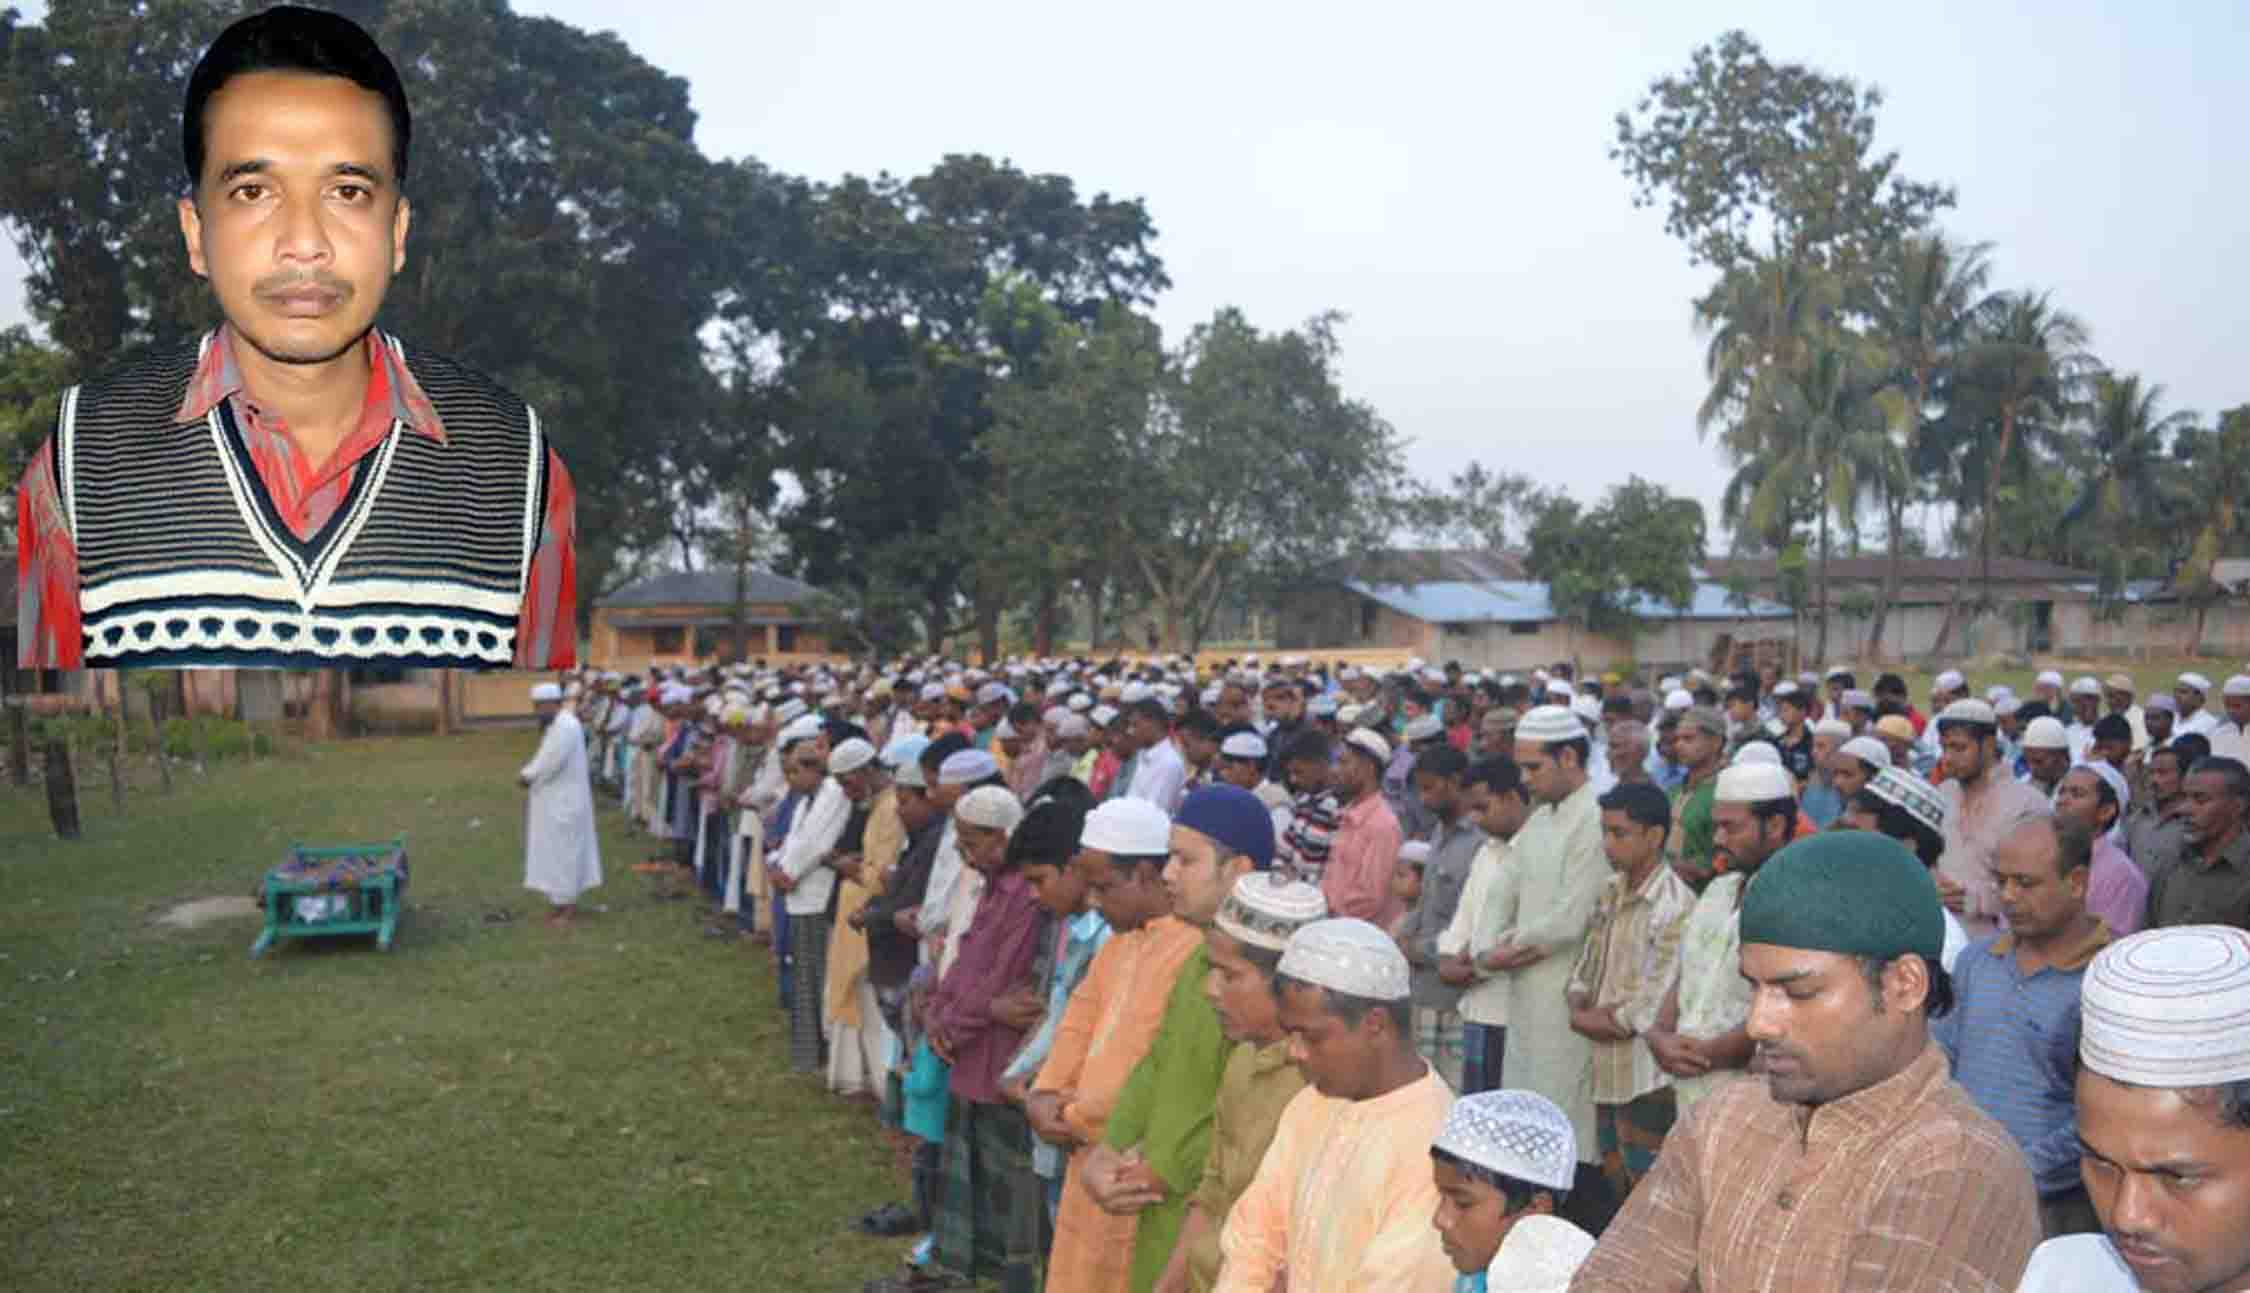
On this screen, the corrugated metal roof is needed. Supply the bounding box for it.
[1344,579,1794,625]
[598,569,821,609]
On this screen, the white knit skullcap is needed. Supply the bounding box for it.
[1716,761,1794,803]
[1056,714,1091,740]
[1663,689,1694,712]
[1934,670,1966,692]
[2226,675,2250,699]
[827,738,876,776]
[1812,717,1852,740]
[2036,670,2065,688]
[1277,917,1410,1001]
[1079,797,1172,856]
[530,683,562,703]
[2070,676,2103,697]
[1220,731,1269,761]
[1433,1089,1578,1192]
[2180,672,2213,693]
[1839,736,1892,769]
[955,785,1024,833]
[2082,926,2250,1086]
[1515,705,1583,744]
[2022,716,2070,751]
[937,749,999,785]
[1343,729,1392,766]
[1398,840,1432,866]
[1731,741,1781,767]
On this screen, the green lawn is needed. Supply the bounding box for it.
[0,730,915,1291]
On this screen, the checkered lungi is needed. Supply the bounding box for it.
[932,1097,1043,1293]
[1597,1086,1678,1196]
[1412,1006,1466,1091]
[786,913,831,1073]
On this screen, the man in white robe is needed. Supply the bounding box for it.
[521,683,603,928]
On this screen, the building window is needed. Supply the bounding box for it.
[776,625,799,653]
[1509,621,1541,636]
[1359,599,1379,640]
[651,626,685,655]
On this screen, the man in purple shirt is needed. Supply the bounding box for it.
[2052,763,2149,936]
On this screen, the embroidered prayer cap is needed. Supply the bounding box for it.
[1740,830,1945,962]
[2082,925,2250,1086]
[1866,766,1947,838]
[1432,1089,1578,1193]
[2180,672,2214,694]
[1079,797,1173,856]
[1731,741,1781,767]
[530,682,562,703]
[956,785,1024,833]
[2022,716,2070,751]
[1177,784,1278,870]
[1278,917,1411,1001]
[1220,731,1269,761]
[1937,698,1997,729]
[1515,704,1584,745]
[828,738,876,776]
[1934,669,1967,692]
[2228,675,2250,699]
[1404,716,1445,743]
[1342,728,1392,767]
[1398,840,1432,866]
[937,749,999,786]
[2145,693,2178,715]
[1216,872,1328,952]
[1715,761,1794,804]
[1813,717,1853,740]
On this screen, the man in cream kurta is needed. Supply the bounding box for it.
[521,683,602,927]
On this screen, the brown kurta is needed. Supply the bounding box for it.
[825,785,904,1028]
[1570,1041,2040,1292]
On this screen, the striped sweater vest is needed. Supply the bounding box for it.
[58,332,548,668]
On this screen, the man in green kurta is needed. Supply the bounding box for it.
[1077,785,1278,1291]
[1665,706,1728,892]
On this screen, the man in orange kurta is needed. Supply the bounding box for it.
[1030,798,1200,1293]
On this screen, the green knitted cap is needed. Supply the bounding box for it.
[1739,831,1945,962]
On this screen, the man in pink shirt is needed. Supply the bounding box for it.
[2052,763,2148,936]
[1327,729,1406,928]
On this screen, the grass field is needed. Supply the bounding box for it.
[0,730,916,1292]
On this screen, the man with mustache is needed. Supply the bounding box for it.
[1572,831,2041,1290]
[14,6,576,669]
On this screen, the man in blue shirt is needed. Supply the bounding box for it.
[1935,813,2112,1238]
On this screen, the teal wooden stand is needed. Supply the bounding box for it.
[250,835,409,958]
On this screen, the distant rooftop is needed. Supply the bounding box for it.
[597,568,821,609]
[1344,579,1792,625]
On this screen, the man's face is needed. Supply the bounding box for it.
[1778,699,1806,731]
[1279,983,1381,1099]
[957,821,1009,874]
[1741,942,1919,1107]
[1991,820,2085,940]
[1077,850,1164,931]
[1105,724,1138,758]
[1675,724,1720,772]
[2107,687,2136,716]
[1264,686,1304,724]
[1203,928,1283,1044]
[1430,1160,1528,1276]
[533,699,560,728]
[2055,768,2118,834]
[2152,752,2187,803]
[1216,757,1261,791]
[1284,756,1328,796]
[1941,725,1993,783]
[1130,712,1166,749]
[2182,771,2245,849]
[1600,807,1663,876]
[1180,729,1220,768]
[783,746,826,793]
[2229,694,2250,729]
[1725,697,1755,724]
[1512,741,1572,806]
[1022,858,1090,918]
[1215,686,1250,727]
[2148,709,2176,745]
[1413,771,1460,820]
[2077,1071,2250,1293]
[1811,732,1839,765]
[1337,749,1381,798]
[895,785,937,831]
[180,72,408,369]
[1476,785,1528,840]
[1607,726,1649,773]
[1163,826,1240,928]
[2025,746,2071,787]
[2074,694,2102,725]
[2094,736,2133,770]
[2177,686,2206,716]
[838,766,876,804]
[1711,800,1784,876]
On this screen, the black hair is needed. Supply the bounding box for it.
[1934,717,1996,745]
[1463,756,1523,799]
[1006,781,1095,869]
[1745,794,1798,834]
[1829,672,1857,690]
[2160,734,2212,773]
[2189,755,2250,805]
[1006,700,1041,727]
[1281,730,1334,767]
[183,6,412,189]
[1857,954,1954,1020]
[1427,1145,1570,1214]
[1177,709,1222,741]
[1541,736,1591,770]
[1602,694,1634,718]
[920,731,971,771]
[2186,1079,2250,1131]
[2017,699,2054,723]
[1875,673,1908,698]
[1272,972,1411,1037]
[1413,745,1469,783]
[1236,940,1285,977]
[1845,787,1944,867]
[1725,683,1758,706]
[1127,698,1170,724]
[2090,714,2133,746]
[1599,782,1672,840]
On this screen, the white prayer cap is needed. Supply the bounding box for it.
[2070,676,2103,697]
[1067,693,1093,712]
[2022,716,2070,751]
[703,694,725,718]
[660,683,694,706]
[975,681,1012,707]
[1080,798,1172,856]
[1797,671,1821,688]
[1200,685,1222,707]
[1866,766,1948,837]
[937,749,999,786]
[2145,693,2178,715]
[1658,675,1682,692]
[919,683,946,703]
[1041,705,1070,728]
[827,738,876,776]
[1342,728,1392,766]
[882,734,929,770]
[1731,741,1781,767]
[1089,704,1120,729]
[1545,681,1575,700]
[1336,703,1366,726]
[1663,689,1694,713]
[780,714,824,743]
[1500,674,1521,688]
[2082,926,2250,1086]
[1995,696,2022,718]
[1220,731,1269,761]
[1398,840,1432,866]
[1839,736,1893,769]
[2226,675,2250,699]
[1283,654,1308,669]
[1515,705,1583,745]
[2036,670,2064,688]
[995,718,1018,741]
[1771,680,1800,698]
[773,698,809,723]
[1986,684,2013,704]
[1812,717,1852,740]
[530,682,563,703]
[1119,682,1154,705]
[1403,715,1445,743]
[1308,695,1339,719]
[2180,672,2213,693]
[1056,714,1091,740]
[1339,666,1363,682]
[2074,760,2131,820]
[1432,1089,1578,1193]
[1406,657,1427,672]
[1840,688,1875,711]
[1937,698,1998,727]
[1278,917,1410,1001]
[1421,667,1447,686]
[1934,669,1966,692]
[1822,666,1851,682]
[955,784,1025,834]
[1215,873,1327,952]
[1716,761,1794,803]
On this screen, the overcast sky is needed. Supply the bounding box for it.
[3,0,2241,543]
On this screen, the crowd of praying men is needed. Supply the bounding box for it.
[540,651,2250,1292]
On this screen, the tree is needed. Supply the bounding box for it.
[2056,372,2194,595]
[1858,232,1992,656]
[1403,461,1537,551]
[1131,308,1407,652]
[2172,406,2250,651]
[1522,477,1707,666]
[1955,291,2094,608]
[1612,30,1955,273]
[0,326,70,539]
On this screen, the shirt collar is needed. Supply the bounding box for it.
[175,325,447,443]
[1988,918,2113,971]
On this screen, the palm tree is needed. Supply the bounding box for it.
[2175,407,2250,649]
[1695,251,1841,448]
[2060,372,2195,593]
[1958,292,2093,610]
[1858,233,1993,658]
